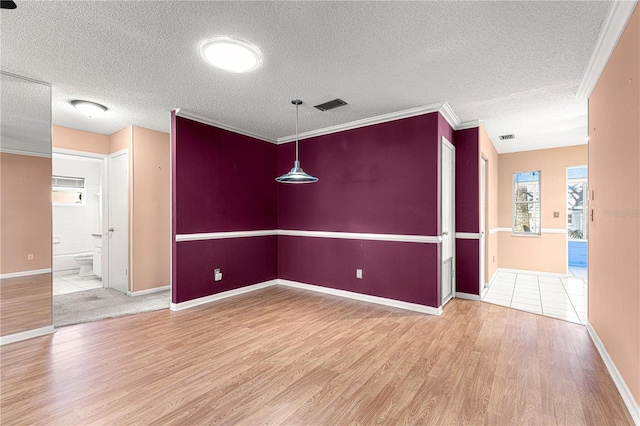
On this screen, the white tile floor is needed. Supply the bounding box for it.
[483,270,587,324]
[53,274,103,295]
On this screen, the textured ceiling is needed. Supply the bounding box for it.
[0,1,611,153]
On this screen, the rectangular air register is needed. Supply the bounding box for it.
[314,99,348,111]
[499,134,516,140]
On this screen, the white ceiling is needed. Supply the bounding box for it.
[0,1,611,153]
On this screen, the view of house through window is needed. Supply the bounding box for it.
[512,171,541,235]
[568,166,588,269]
[567,167,588,239]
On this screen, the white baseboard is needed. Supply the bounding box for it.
[586,321,640,425]
[496,268,567,278]
[169,280,278,311]
[278,279,442,316]
[455,292,481,301]
[0,325,54,346]
[487,269,499,285]
[128,285,170,297]
[0,268,52,280]
[170,278,443,316]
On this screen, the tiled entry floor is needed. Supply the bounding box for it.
[483,271,587,324]
[53,274,103,295]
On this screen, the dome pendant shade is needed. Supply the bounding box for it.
[276,161,318,183]
[276,99,318,184]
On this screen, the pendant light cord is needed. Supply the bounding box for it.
[295,103,299,163]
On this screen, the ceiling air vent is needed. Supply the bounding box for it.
[314,98,347,111]
[499,134,516,140]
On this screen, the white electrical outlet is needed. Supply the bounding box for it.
[356,269,363,279]
[27,253,34,261]
[214,268,222,282]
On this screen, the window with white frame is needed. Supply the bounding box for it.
[512,171,541,235]
[52,176,86,206]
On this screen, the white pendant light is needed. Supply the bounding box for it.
[71,100,108,117]
[276,100,318,184]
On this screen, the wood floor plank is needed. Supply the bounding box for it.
[0,286,634,425]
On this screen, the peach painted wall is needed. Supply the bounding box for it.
[588,5,639,407]
[0,153,52,274]
[52,125,109,154]
[498,145,587,274]
[479,124,499,283]
[132,126,170,292]
[109,127,130,154]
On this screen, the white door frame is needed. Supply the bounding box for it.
[108,149,129,293]
[480,157,487,294]
[440,136,456,307]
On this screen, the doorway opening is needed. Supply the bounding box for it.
[52,152,105,296]
[567,166,588,277]
[52,149,168,327]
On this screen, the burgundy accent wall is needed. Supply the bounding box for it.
[454,127,481,295]
[278,113,442,307]
[172,110,482,307]
[175,117,277,234]
[454,127,480,233]
[456,239,480,294]
[278,114,440,236]
[172,115,278,303]
[438,112,455,146]
[175,237,277,303]
[279,236,439,307]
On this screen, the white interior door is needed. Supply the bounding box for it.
[480,158,487,291]
[109,152,128,294]
[441,137,455,306]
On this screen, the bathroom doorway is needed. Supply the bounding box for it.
[52,151,106,295]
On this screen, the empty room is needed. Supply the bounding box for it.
[1,1,638,424]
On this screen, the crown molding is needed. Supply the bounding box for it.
[177,102,477,146]
[457,119,481,130]
[577,0,638,99]
[277,101,464,144]
[175,109,277,144]
[439,101,461,129]
[0,147,51,158]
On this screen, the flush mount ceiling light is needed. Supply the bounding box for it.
[199,36,262,73]
[71,100,108,118]
[276,100,318,184]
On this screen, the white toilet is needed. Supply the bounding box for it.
[74,253,94,277]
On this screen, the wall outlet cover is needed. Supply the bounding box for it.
[356,269,363,279]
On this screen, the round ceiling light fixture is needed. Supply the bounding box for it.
[71,100,108,118]
[199,36,262,73]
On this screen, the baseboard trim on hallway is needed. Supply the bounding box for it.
[481,285,490,300]
[0,325,54,346]
[455,292,481,301]
[496,268,567,278]
[128,285,170,297]
[278,279,442,316]
[586,321,640,425]
[169,280,278,311]
[0,268,52,279]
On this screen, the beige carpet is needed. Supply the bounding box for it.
[53,288,170,327]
